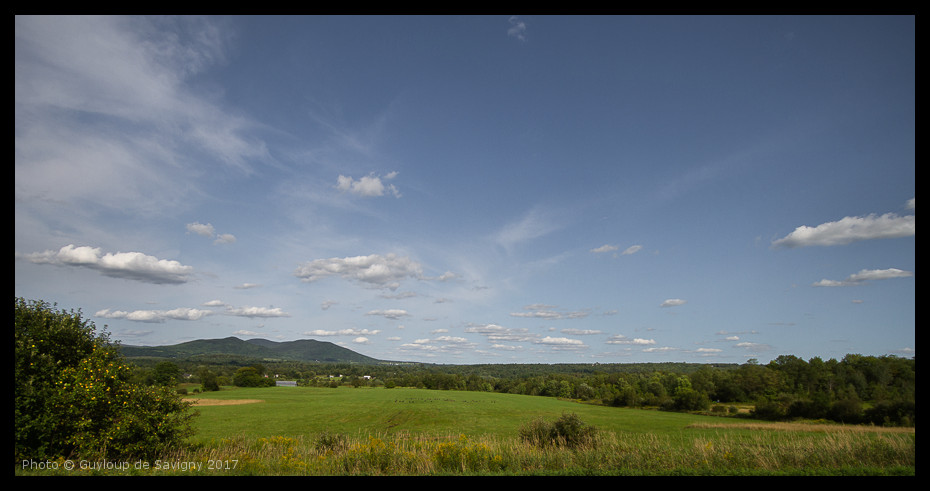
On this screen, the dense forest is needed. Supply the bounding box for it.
[132,352,915,427]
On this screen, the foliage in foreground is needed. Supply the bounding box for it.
[16,422,914,476]
[15,298,197,462]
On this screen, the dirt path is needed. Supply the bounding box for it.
[187,398,264,406]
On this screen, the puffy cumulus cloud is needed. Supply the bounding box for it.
[772,202,915,249]
[95,307,213,323]
[366,309,410,320]
[336,172,401,198]
[605,335,656,345]
[186,222,236,245]
[813,268,914,287]
[735,342,772,352]
[642,346,680,353]
[305,328,381,337]
[534,336,587,351]
[294,253,424,290]
[464,323,535,343]
[186,222,215,237]
[23,244,193,284]
[560,329,603,336]
[223,306,290,318]
[660,299,687,308]
[510,304,590,320]
[398,335,478,356]
[507,16,527,42]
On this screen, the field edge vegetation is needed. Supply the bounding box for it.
[14,298,916,476]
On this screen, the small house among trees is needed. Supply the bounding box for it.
[275,380,297,387]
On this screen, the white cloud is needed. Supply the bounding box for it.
[223,306,290,318]
[660,299,687,308]
[510,305,589,320]
[494,207,562,251]
[735,342,772,352]
[773,202,915,248]
[606,335,656,345]
[813,268,913,287]
[294,253,424,290]
[186,222,216,237]
[560,329,603,335]
[507,16,527,42]
[24,244,193,284]
[535,336,586,351]
[95,307,213,323]
[621,245,643,255]
[336,172,401,198]
[305,328,381,337]
[465,323,535,343]
[214,233,237,245]
[186,222,236,245]
[366,309,410,320]
[590,244,618,253]
[15,16,269,218]
[643,347,680,353]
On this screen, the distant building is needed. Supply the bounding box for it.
[275,381,297,387]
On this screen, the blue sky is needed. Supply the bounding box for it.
[15,15,914,365]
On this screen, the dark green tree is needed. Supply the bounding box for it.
[15,298,197,461]
[152,361,181,387]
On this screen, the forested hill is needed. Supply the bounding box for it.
[119,336,385,364]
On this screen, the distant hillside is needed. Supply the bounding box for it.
[119,336,385,364]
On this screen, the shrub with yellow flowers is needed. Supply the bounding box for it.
[15,298,197,462]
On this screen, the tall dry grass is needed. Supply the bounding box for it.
[156,427,914,476]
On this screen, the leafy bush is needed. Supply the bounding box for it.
[315,430,349,453]
[15,298,197,461]
[519,412,598,449]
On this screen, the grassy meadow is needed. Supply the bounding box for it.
[20,385,915,476]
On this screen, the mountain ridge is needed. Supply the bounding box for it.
[118,336,389,364]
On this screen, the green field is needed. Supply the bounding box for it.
[20,385,915,476]
[187,385,744,443]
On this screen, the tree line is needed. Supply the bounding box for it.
[147,353,915,427]
[16,296,913,466]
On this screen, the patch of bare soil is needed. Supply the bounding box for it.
[187,398,264,406]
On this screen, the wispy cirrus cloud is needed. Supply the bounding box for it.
[591,244,642,256]
[15,16,270,218]
[493,206,563,252]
